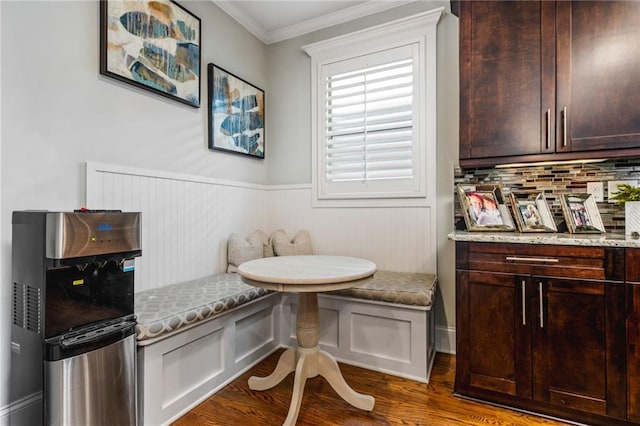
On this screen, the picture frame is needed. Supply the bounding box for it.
[457,184,516,231]
[100,0,201,108]
[509,191,557,233]
[208,64,265,159]
[560,193,605,234]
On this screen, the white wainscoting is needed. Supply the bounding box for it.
[85,162,270,292]
[85,162,437,293]
[266,186,436,273]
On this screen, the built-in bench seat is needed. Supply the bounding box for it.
[135,273,281,426]
[135,273,272,344]
[135,269,437,426]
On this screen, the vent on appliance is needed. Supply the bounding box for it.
[12,282,41,334]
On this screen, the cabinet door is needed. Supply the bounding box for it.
[627,249,640,423]
[456,270,532,398]
[628,283,640,423]
[556,1,640,153]
[532,278,626,419]
[459,1,555,162]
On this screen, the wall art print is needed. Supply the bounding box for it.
[100,0,201,108]
[208,64,265,159]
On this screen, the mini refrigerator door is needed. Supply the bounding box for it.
[44,330,136,426]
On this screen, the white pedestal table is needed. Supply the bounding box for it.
[238,255,377,425]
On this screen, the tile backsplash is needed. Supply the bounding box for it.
[454,158,640,233]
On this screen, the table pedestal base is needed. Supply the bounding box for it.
[248,293,375,425]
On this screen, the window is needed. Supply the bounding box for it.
[304,8,442,207]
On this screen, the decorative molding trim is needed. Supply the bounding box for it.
[302,7,443,56]
[435,325,456,354]
[0,392,42,421]
[263,183,312,192]
[266,0,417,44]
[213,0,270,42]
[85,161,268,206]
[214,0,418,45]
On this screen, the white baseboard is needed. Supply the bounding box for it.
[0,392,42,426]
[435,325,456,354]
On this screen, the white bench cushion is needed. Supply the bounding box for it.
[135,273,270,341]
[328,271,437,307]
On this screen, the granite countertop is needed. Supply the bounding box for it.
[448,230,640,248]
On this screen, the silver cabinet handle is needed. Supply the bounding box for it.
[521,280,527,326]
[545,109,551,150]
[539,282,544,328]
[505,256,559,263]
[562,106,568,147]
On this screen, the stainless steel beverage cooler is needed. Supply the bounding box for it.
[11,211,141,425]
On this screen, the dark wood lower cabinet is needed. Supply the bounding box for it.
[456,242,635,426]
[627,249,640,423]
[533,277,626,419]
[456,270,531,398]
[627,283,640,423]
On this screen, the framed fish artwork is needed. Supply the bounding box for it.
[207,64,265,159]
[100,0,201,107]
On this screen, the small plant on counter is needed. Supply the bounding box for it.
[610,183,640,204]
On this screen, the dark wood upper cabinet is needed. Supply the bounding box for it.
[459,1,554,162]
[459,1,640,167]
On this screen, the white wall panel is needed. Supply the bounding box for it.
[267,186,436,273]
[86,164,436,292]
[86,163,269,292]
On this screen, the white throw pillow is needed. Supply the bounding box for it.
[270,229,313,256]
[227,230,271,273]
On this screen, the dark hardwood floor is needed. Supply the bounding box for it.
[172,349,570,426]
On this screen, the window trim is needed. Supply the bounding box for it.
[303,8,443,208]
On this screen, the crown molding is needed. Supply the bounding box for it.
[213,1,271,42]
[267,0,417,44]
[213,0,418,45]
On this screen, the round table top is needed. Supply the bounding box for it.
[238,255,377,293]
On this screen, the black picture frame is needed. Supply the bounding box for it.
[207,64,265,159]
[100,0,201,108]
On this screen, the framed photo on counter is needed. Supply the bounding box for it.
[457,184,515,232]
[509,191,557,233]
[560,193,605,234]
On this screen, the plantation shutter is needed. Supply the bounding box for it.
[319,44,421,198]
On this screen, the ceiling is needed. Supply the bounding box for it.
[213,0,417,44]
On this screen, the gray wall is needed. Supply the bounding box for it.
[0,0,460,416]
[265,1,459,332]
[0,0,267,414]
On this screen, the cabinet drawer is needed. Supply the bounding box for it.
[464,243,621,280]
